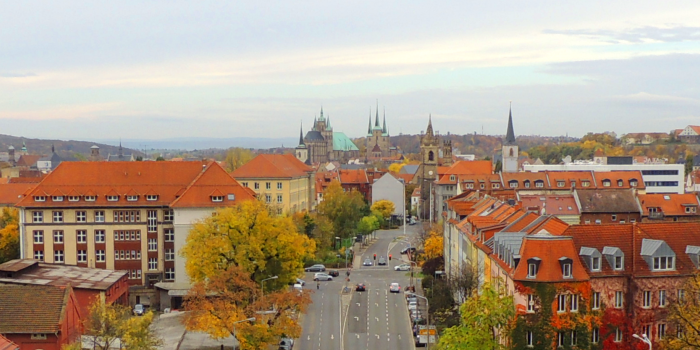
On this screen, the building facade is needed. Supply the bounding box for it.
[365,106,400,161]
[296,108,360,164]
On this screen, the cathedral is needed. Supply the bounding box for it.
[364,106,399,161]
[295,108,360,164]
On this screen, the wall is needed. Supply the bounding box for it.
[579,212,641,225]
[6,334,60,350]
[371,174,404,215]
[173,207,213,285]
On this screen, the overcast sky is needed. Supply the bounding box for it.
[1,1,699,142]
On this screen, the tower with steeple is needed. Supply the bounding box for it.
[364,102,396,162]
[502,103,519,173]
[295,122,309,164]
[302,107,359,164]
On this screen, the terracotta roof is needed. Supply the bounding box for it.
[0,183,36,206]
[526,216,570,235]
[411,187,421,197]
[512,234,589,282]
[437,166,449,176]
[574,189,640,213]
[170,162,256,208]
[592,170,645,189]
[391,173,414,183]
[638,193,700,217]
[501,172,549,189]
[0,259,128,290]
[519,194,579,215]
[0,284,69,334]
[0,334,18,350]
[15,154,42,167]
[231,154,313,179]
[565,224,634,276]
[503,212,540,232]
[339,169,368,184]
[444,160,492,175]
[545,171,595,189]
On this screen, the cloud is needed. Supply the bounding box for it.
[0,72,37,78]
[612,92,699,104]
[544,25,700,44]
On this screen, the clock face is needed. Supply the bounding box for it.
[428,171,433,176]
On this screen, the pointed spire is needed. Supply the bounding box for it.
[313,115,317,131]
[298,121,305,146]
[51,144,55,153]
[326,114,331,130]
[368,108,372,135]
[505,101,516,145]
[426,114,434,136]
[319,107,325,121]
[374,100,380,127]
[382,108,387,133]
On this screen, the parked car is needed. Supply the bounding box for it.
[327,270,340,277]
[389,283,401,293]
[363,259,373,266]
[279,337,294,350]
[133,304,145,316]
[394,263,411,271]
[408,301,418,310]
[296,278,306,286]
[406,296,418,305]
[313,273,333,281]
[305,264,326,272]
[378,257,387,265]
[356,283,366,292]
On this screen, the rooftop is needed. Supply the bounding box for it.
[0,259,127,290]
[0,284,69,334]
[231,154,313,179]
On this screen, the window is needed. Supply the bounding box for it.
[96,250,105,262]
[254,182,259,190]
[595,219,602,224]
[54,250,64,263]
[165,249,175,261]
[612,214,617,221]
[614,328,623,342]
[277,194,283,203]
[148,258,158,270]
[570,294,579,312]
[687,206,697,213]
[557,294,566,312]
[32,211,43,223]
[592,256,601,271]
[52,196,64,202]
[77,250,87,263]
[557,181,565,187]
[570,330,577,345]
[524,180,531,188]
[106,195,119,201]
[242,182,248,187]
[592,292,600,310]
[113,210,141,223]
[146,194,158,201]
[527,294,536,312]
[509,181,518,188]
[33,230,43,244]
[428,151,434,161]
[263,182,270,190]
[659,323,666,338]
[165,228,174,242]
[95,230,105,243]
[582,181,590,187]
[630,180,638,187]
[34,250,44,261]
[31,334,47,340]
[659,290,667,307]
[642,325,651,339]
[77,230,87,243]
[76,211,87,223]
[450,175,456,181]
[526,331,533,347]
[148,238,157,251]
[557,332,565,347]
[535,180,544,188]
[653,256,675,271]
[615,291,624,308]
[603,179,611,187]
[563,263,572,278]
[85,195,96,201]
[528,263,538,278]
[277,207,283,215]
[615,256,623,270]
[165,268,175,280]
[95,211,105,222]
[164,209,174,222]
[34,195,46,202]
[211,196,224,202]
[147,210,157,232]
[643,291,652,308]
[592,328,599,343]
[53,230,63,243]
[617,179,623,187]
[53,211,63,223]
[265,194,271,203]
[678,289,686,301]
[585,220,591,224]
[620,220,626,224]
[491,183,499,189]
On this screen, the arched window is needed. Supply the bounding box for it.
[428,151,434,161]
[509,148,514,157]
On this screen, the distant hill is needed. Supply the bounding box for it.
[0,134,140,160]
[98,137,299,151]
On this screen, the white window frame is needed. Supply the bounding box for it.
[126,195,139,202]
[95,211,105,223]
[557,294,566,312]
[527,263,537,278]
[211,196,224,202]
[96,250,105,262]
[34,250,44,261]
[591,292,600,310]
[658,323,666,338]
[148,238,158,252]
[106,195,119,202]
[165,267,175,280]
[615,291,624,308]
[164,209,174,222]
[164,228,174,242]
[570,294,579,312]
[266,182,271,190]
[147,210,157,233]
[265,194,271,203]
[148,258,158,270]
[591,327,599,343]
[570,330,577,346]
[53,230,63,243]
[614,256,624,270]
[146,194,158,201]
[85,195,96,202]
[77,230,87,243]
[653,256,675,271]
[95,230,105,243]
[53,211,63,223]
[77,250,87,263]
[277,194,283,203]
[526,331,533,347]
[527,294,535,312]
[643,291,651,308]
[254,182,259,190]
[32,211,43,223]
[68,196,79,202]
[33,230,43,244]
[165,249,175,261]
[76,211,87,223]
[659,290,667,307]
[592,256,601,271]
[54,250,64,263]
[557,332,565,347]
[614,328,622,342]
[52,196,64,202]
[34,196,46,202]
[563,263,572,278]
[277,182,283,190]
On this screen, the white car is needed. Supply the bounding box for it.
[389,283,401,293]
[408,301,418,310]
[314,273,333,281]
[394,264,411,271]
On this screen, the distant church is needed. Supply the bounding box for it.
[295,108,360,164]
[502,105,518,173]
[365,105,399,161]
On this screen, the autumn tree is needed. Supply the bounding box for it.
[663,271,700,349]
[447,264,480,304]
[316,181,367,239]
[424,223,444,260]
[223,147,254,172]
[388,162,405,173]
[83,297,162,350]
[437,282,515,350]
[371,199,395,219]
[356,215,380,237]
[0,208,19,264]
[310,214,334,252]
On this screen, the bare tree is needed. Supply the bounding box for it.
[447,264,480,304]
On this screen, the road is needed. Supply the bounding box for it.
[299,225,420,350]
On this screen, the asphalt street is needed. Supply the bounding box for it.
[299,225,419,350]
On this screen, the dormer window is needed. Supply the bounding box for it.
[527,257,541,278]
[34,196,46,202]
[686,246,700,268]
[592,257,601,270]
[52,196,64,202]
[602,179,611,187]
[614,256,623,269]
[557,181,565,188]
[582,181,590,187]
[685,205,697,214]
[450,175,456,181]
[630,179,638,187]
[524,180,531,188]
[146,195,158,201]
[227,194,235,201]
[617,179,623,187]
[509,180,518,188]
[653,256,674,270]
[84,196,96,202]
[492,183,499,189]
[580,247,602,272]
[603,246,625,271]
[559,257,573,278]
[106,195,119,202]
[68,196,80,202]
[211,196,224,202]
[126,195,139,202]
[563,263,572,278]
[535,180,544,188]
[641,239,676,272]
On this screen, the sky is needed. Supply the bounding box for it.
[1,1,699,142]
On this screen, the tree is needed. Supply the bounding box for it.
[686,154,695,177]
[356,215,379,236]
[316,181,367,239]
[388,162,405,173]
[224,147,254,172]
[83,297,162,350]
[184,265,311,350]
[663,272,700,349]
[181,199,316,286]
[494,159,502,173]
[0,208,19,264]
[371,200,395,220]
[447,264,480,304]
[424,224,444,260]
[310,214,334,252]
[155,156,165,161]
[437,282,515,350]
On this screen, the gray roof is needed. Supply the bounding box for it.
[602,246,622,255]
[400,165,419,175]
[579,247,599,256]
[305,130,325,141]
[575,189,640,213]
[686,245,700,255]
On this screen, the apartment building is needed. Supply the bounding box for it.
[15,161,255,299]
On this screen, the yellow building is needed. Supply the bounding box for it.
[231,154,315,213]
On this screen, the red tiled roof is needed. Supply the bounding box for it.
[545,171,595,189]
[638,193,700,217]
[635,222,700,277]
[0,334,18,350]
[519,195,579,215]
[527,216,570,236]
[0,284,69,334]
[0,183,36,206]
[15,154,42,168]
[392,173,414,183]
[231,154,313,179]
[504,212,540,232]
[339,169,368,184]
[501,172,549,189]
[170,162,256,208]
[512,234,589,282]
[444,160,492,175]
[592,170,645,189]
[565,224,634,276]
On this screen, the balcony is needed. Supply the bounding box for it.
[648,212,665,220]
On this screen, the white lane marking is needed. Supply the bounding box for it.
[356,334,359,339]
[307,335,310,340]
[399,335,401,340]
[375,317,378,322]
[356,303,360,307]
[375,302,378,307]
[376,334,380,339]
[355,316,359,321]
[331,334,334,340]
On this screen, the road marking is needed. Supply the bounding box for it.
[375,302,378,307]
[376,334,380,339]
[375,317,378,322]
[356,334,359,339]
[356,303,360,307]
[307,335,310,340]
[331,334,334,340]
[354,317,359,321]
[399,335,401,340]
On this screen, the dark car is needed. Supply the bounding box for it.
[304,264,326,272]
[400,247,417,255]
[378,257,387,265]
[327,270,340,277]
[356,283,366,292]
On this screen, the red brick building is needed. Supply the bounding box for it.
[638,193,700,222]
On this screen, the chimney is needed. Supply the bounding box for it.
[91,145,100,157]
[8,145,15,166]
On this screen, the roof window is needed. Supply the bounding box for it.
[630,179,638,187]
[524,180,531,188]
[603,246,624,271]
[509,180,518,188]
[52,196,64,202]
[107,195,119,202]
[686,246,700,269]
[527,257,541,279]
[211,196,224,202]
[559,257,573,278]
[535,180,544,188]
[126,195,139,202]
[557,181,565,188]
[602,179,611,187]
[68,196,80,202]
[34,196,46,202]
[450,175,456,181]
[84,196,96,202]
[581,181,590,187]
[641,239,676,272]
[146,195,158,201]
[228,194,236,201]
[617,179,623,187]
[579,247,602,272]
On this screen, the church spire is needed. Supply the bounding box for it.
[313,115,317,131]
[426,114,434,136]
[298,122,305,146]
[326,114,331,130]
[319,107,325,121]
[505,102,516,145]
[374,100,380,127]
[368,108,372,135]
[382,108,387,133]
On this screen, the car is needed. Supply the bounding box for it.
[394,264,411,271]
[133,304,145,316]
[389,283,401,293]
[363,259,373,266]
[410,310,422,321]
[305,264,326,272]
[327,270,340,277]
[293,283,303,292]
[400,247,417,255]
[408,301,418,310]
[296,278,306,286]
[406,296,418,304]
[378,257,387,265]
[279,337,294,350]
[313,273,333,281]
[355,283,366,292]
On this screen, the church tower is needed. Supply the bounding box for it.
[502,103,519,173]
[295,122,309,164]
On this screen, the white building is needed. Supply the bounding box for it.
[371,173,405,216]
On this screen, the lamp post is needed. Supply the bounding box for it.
[407,293,431,350]
[261,276,278,298]
[232,317,256,349]
[633,333,652,350]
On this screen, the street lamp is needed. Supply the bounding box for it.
[261,276,278,297]
[407,292,432,350]
[633,333,652,350]
[232,317,256,349]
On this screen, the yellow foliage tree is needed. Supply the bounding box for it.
[371,199,395,219]
[223,147,254,172]
[388,162,405,173]
[424,224,444,260]
[83,297,162,350]
[663,272,700,349]
[0,208,19,264]
[316,181,367,239]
